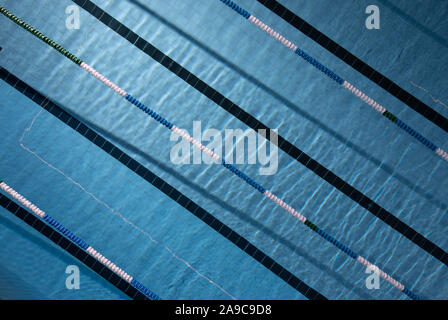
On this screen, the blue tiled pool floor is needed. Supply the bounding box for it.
[0,0,447,299]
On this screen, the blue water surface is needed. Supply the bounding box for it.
[0,0,447,299]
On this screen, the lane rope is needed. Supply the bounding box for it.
[0,193,148,299]
[0,180,161,300]
[217,0,448,163]
[256,0,448,134]
[0,5,421,299]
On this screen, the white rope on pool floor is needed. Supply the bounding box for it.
[17,109,237,300]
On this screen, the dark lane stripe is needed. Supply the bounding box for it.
[0,194,148,300]
[256,0,448,133]
[0,67,326,300]
[70,0,448,267]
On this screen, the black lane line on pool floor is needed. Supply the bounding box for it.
[0,194,148,300]
[257,0,448,133]
[0,67,326,301]
[71,0,448,267]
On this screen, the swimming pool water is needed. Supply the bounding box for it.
[0,0,447,299]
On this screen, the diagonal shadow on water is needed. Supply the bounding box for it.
[378,0,448,50]
[123,0,446,212]
[58,101,378,299]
